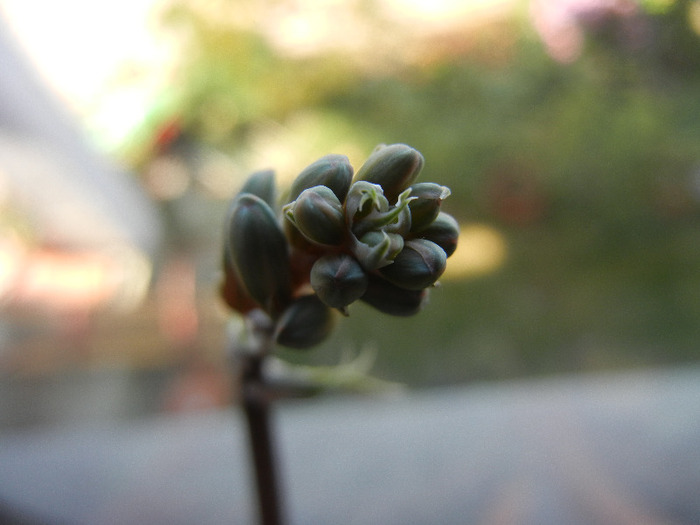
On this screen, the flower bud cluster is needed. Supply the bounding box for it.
[221,144,459,350]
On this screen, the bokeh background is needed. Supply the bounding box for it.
[2,0,700,427]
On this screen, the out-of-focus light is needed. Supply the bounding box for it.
[530,0,642,63]
[0,233,24,302]
[195,152,240,199]
[639,0,675,15]
[0,0,173,151]
[381,0,512,29]
[0,239,151,313]
[689,1,700,36]
[254,0,517,63]
[264,2,369,58]
[242,111,366,190]
[442,223,507,280]
[143,156,190,201]
[530,0,585,63]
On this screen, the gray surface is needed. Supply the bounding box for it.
[1,366,700,524]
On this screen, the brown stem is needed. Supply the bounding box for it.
[241,354,285,525]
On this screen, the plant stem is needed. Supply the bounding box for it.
[241,353,285,525]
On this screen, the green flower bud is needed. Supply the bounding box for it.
[310,253,368,311]
[352,230,404,270]
[344,181,388,225]
[351,187,415,238]
[353,144,424,203]
[379,239,446,290]
[228,194,292,316]
[284,185,346,246]
[288,154,353,203]
[238,169,277,207]
[221,190,262,314]
[360,274,428,317]
[411,212,459,257]
[407,182,451,232]
[224,170,276,230]
[274,294,336,349]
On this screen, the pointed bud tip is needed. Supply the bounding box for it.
[379,238,447,290]
[354,144,425,203]
[288,154,354,203]
[285,185,346,246]
[310,253,368,309]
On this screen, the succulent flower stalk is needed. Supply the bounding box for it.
[222,143,458,350]
[222,145,457,525]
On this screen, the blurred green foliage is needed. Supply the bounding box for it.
[145,0,700,386]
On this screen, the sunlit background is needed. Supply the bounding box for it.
[2,0,700,427]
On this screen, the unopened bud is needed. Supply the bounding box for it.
[360,274,428,316]
[284,185,346,246]
[288,154,353,203]
[354,144,424,203]
[352,230,404,270]
[379,239,446,290]
[238,169,277,207]
[407,183,451,232]
[228,194,292,316]
[310,253,368,311]
[411,212,459,257]
[275,294,336,349]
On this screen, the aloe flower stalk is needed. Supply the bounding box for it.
[220,144,459,525]
[223,143,459,339]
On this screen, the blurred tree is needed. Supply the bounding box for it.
[126,0,700,384]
